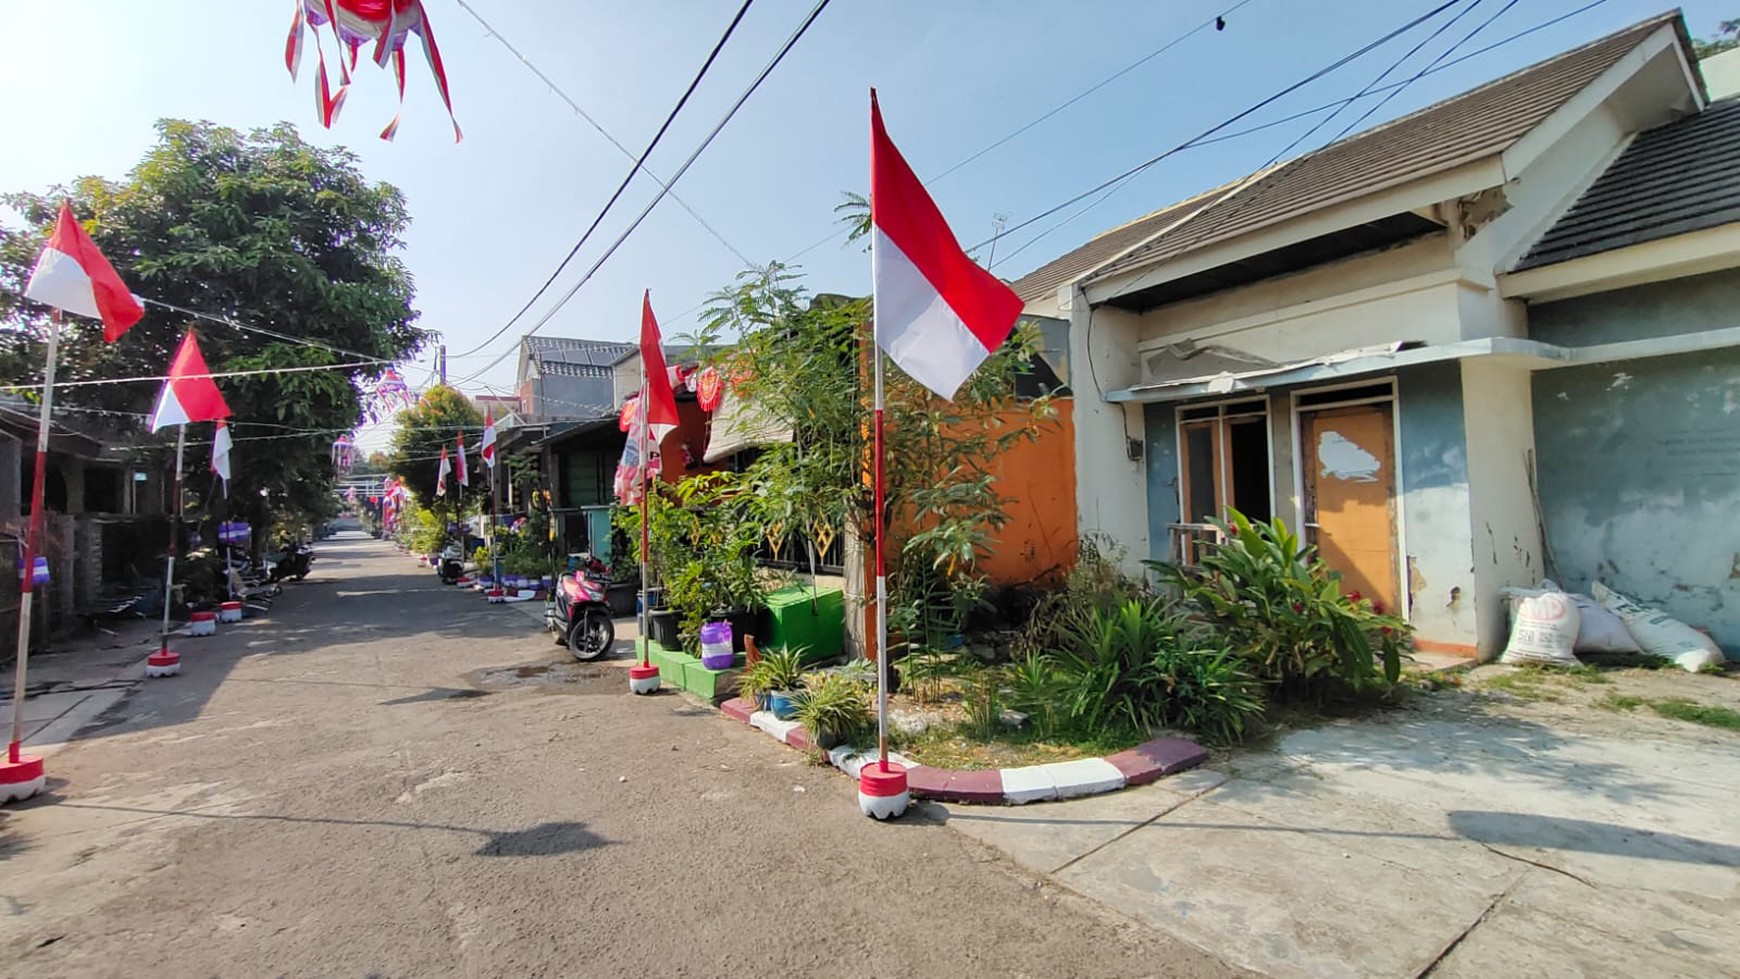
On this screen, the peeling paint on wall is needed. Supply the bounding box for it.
[1316,430,1381,482]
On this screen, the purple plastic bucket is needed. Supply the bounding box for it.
[699,620,735,670]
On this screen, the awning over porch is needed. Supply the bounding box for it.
[1106,326,1740,404]
[703,384,792,463]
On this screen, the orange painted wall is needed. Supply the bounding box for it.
[956,399,1078,586]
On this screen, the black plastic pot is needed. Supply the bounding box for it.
[724,608,771,654]
[607,583,637,617]
[647,608,681,649]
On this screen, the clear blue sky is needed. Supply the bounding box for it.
[1,1,1729,432]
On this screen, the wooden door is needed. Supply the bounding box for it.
[1300,403,1399,612]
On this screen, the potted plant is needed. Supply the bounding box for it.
[793,670,871,749]
[750,645,806,719]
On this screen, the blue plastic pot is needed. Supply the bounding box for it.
[767,690,799,721]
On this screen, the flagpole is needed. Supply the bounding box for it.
[143,417,187,676]
[4,310,62,798]
[639,363,651,669]
[859,155,908,819]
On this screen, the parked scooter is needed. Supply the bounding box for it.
[437,542,465,585]
[545,553,615,661]
[268,540,316,583]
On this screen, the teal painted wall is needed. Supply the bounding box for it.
[1396,363,1478,645]
[1531,270,1740,651]
[1144,402,1181,564]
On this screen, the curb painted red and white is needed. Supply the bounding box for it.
[720,697,1208,805]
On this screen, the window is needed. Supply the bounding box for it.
[1176,399,1272,525]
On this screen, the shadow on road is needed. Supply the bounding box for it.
[42,800,616,858]
[1448,809,1740,865]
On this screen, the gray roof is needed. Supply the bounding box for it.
[1515,96,1740,270]
[521,336,634,367]
[537,360,614,379]
[1012,12,1691,303]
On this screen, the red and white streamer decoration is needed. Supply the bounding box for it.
[284,0,461,143]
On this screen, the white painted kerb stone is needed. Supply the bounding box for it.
[1041,758,1127,799]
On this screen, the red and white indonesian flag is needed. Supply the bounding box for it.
[211,421,233,496]
[436,445,451,496]
[639,293,680,444]
[870,93,1023,401]
[480,411,497,469]
[150,331,232,432]
[455,431,469,487]
[24,201,145,342]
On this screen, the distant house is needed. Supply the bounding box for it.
[1014,12,1740,659]
[515,336,633,421]
[0,397,164,651]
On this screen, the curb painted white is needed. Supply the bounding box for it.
[747,710,801,743]
[998,765,1060,805]
[1040,758,1128,799]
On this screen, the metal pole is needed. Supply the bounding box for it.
[871,233,889,770]
[8,311,62,764]
[158,426,187,658]
[638,360,650,667]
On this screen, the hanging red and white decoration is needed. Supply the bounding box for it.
[284,0,461,142]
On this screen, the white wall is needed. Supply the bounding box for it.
[1704,47,1740,100]
[1460,359,1544,659]
[1069,288,1149,573]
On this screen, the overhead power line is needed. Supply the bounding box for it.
[450,0,760,360]
[451,0,750,267]
[961,0,1465,258]
[454,0,837,386]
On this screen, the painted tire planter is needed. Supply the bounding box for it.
[699,620,735,670]
[187,611,218,637]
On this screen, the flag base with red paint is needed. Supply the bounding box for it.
[187,611,218,637]
[0,747,46,804]
[858,760,909,820]
[628,663,660,695]
[145,649,182,678]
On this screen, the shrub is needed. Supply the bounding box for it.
[1149,509,1407,703]
[794,670,872,744]
[738,644,808,702]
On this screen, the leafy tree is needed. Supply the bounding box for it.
[688,258,1055,659]
[0,119,430,541]
[385,384,482,517]
[1694,19,1740,58]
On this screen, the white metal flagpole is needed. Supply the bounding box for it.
[146,426,188,678]
[859,150,909,819]
[3,310,62,799]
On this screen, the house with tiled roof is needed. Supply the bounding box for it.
[514,335,633,421]
[1014,11,1740,659]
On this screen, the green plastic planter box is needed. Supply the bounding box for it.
[764,583,844,663]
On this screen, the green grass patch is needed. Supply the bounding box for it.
[1598,693,1644,712]
[892,722,1144,771]
[1649,698,1740,731]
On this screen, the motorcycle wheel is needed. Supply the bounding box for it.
[294,571,309,581]
[568,610,615,662]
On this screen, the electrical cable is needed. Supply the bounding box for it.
[451,0,836,386]
[452,0,751,268]
[957,0,1462,258]
[449,0,759,360]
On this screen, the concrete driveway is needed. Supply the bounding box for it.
[941,689,1740,978]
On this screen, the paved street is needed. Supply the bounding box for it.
[0,535,1239,978]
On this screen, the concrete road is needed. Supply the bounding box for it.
[944,681,1740,978]
[0,535,1240,978]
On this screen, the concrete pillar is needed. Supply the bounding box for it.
[1065,285,1149,573]
[1460,359,1545,659]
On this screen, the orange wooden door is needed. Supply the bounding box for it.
[1301,403,1399,612]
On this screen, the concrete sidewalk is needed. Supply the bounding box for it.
[938,698,1740,978]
